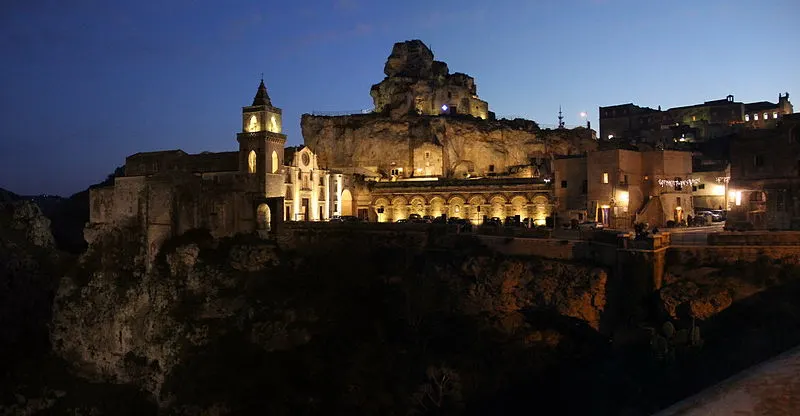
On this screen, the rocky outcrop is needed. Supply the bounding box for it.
[7,201,56,248]
[302,113,596,177]
[449,255,608,331]
[369,40,486,119]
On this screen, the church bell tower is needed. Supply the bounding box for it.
[237,79,286,198]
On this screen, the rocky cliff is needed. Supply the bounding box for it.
[46,228,610,413]
[302,113,597,176]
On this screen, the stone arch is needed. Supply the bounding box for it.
[409,196,426,217]
[447,195,466,219]
[531,194,550,224]
[489,195,507,219]
[247,150,257,174]
[256,203,270,230]
[373,197,391,222]
[271,150,279,174]
[510,195,528,218]
[468,195,487,224]
[341,189,354,216]
[391,196,408,220]
[429,196,446,218]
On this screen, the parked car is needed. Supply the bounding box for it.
[577,221,604,230]
[396,218,409,223]
[329,215,342,223]
[696,210,722,222]
[340,215,362,223]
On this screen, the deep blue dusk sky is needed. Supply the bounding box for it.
[1,0,798,196]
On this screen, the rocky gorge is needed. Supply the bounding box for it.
[3,195,800,414]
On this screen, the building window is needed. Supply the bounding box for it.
[692,115,696,121]
[488,164,495,173]
[677,197,681,207]
[745,114,750,122]
[773,112,779,119]
[699,184,705,190]
[692,185,697,192]
[750,192,763,202]
[247,150,257,174]
[675,178,683,191]
[621,174,628,185]
[754,113,759,121]
[425,151,430,159]
[391,168,400,176]
[754,155,764,167]
[602,172,609,184]
[561,180,567,188]
[764,112,769,120]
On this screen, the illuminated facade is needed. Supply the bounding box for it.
[554,149,694,228]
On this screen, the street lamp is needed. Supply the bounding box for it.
[580,111,589,128]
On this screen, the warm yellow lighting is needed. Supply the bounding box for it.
[416,168,423,173]
[735,191,742,206]
[602,172,609,184]
[712,185,726,196]
[269,115,279,133]
[534,219,546,226]
[618,190,629,203]
[247,114,259,132]
[600,204,611,209]
[271,151,278,174]
[247,150,257,173]
[676,206,682,211]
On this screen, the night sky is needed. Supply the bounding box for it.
[1,0,798,196]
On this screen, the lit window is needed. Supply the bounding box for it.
[745,114,750,122]
[764,112,769,120]
[692,115,696,121]
[754,113,759,121]
[773,112,779,119]
[247,150,257,174]
[602,172,609,184]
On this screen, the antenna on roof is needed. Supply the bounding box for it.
[558,105,565,129]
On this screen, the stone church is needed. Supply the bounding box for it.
[87,80,344,262]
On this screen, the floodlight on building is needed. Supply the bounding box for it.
[608,134,614,140]
[712,185,726,196]
[441,104,448,112]
[618,190,629,203]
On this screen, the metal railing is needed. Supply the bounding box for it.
[309,109,374,116]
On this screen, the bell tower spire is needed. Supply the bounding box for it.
[252,78,272,107]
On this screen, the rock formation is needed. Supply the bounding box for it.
[303,113,596,177]
[303,39,597,178]
[370,40,488,120]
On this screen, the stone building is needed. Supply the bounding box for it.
[554,149,694,228]
[303,39,598,223]
[691,160,730,211]
[728,114,800,229]
[599,93,794,144]
[87,81,343,261]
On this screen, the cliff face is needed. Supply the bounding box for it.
[49,229,609,413]
[302,113,597,176]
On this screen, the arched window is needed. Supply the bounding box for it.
[247,150,257,174]
[256,203,270,231]
[271,150,279,174]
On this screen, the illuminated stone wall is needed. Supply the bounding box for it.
[302,114,596,180]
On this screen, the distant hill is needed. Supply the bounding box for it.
[0,188,20,203]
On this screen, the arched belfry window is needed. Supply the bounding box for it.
[271,150,279,174]
[247,150,257,174]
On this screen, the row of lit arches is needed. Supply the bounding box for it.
[372,193,551,224]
